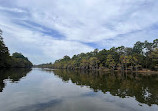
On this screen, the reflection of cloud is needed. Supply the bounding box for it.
[40,75,91,98]
[15,99,62,111]
[81,91,97,97]
[0,69,157,111]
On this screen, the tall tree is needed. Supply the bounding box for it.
[0,29,10,67]
[89,57,99,69]
[106,54,116,70]
[133,41,144,54]
[149,48,158,70]
[153,39,158,48]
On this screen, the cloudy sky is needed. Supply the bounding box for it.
[0,0,158,64]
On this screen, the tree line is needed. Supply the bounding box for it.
[40,39,158,71]
[0,29,33,68]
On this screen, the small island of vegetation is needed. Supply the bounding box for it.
[0,29,33,68]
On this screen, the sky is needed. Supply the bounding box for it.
[0,0,158,64]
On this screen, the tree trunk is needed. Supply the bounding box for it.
[125,63,127,74]
[131,63,133,72]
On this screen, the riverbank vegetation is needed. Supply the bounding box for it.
[0,29,33,68]
[37,39,158,71]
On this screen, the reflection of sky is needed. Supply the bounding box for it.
[0,68,157,111]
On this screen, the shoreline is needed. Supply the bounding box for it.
[37,67,158,75]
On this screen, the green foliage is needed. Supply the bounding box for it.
[149,48,158,70]
[106,54,116,69]
[89,57,99,69]
[0,29,33,68]
[11,52,33,68]
[48,38,158,71]
[0,29,10,67]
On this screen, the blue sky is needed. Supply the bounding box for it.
[0,0,158,64]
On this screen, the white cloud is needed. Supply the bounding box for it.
[13,0,158,42]
[0,0,158,64]
[0,13,93,64]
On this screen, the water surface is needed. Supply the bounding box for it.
[0,68,158,111]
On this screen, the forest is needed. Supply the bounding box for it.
[0,29,33,68]
[37,39,158,71]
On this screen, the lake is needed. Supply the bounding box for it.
[0,68,158,111]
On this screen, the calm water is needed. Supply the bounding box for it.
[0,68,158,111]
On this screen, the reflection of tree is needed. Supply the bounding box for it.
[53,70,158,106]
[0,68,31,92]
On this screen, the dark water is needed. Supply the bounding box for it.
[0,68,158,111]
